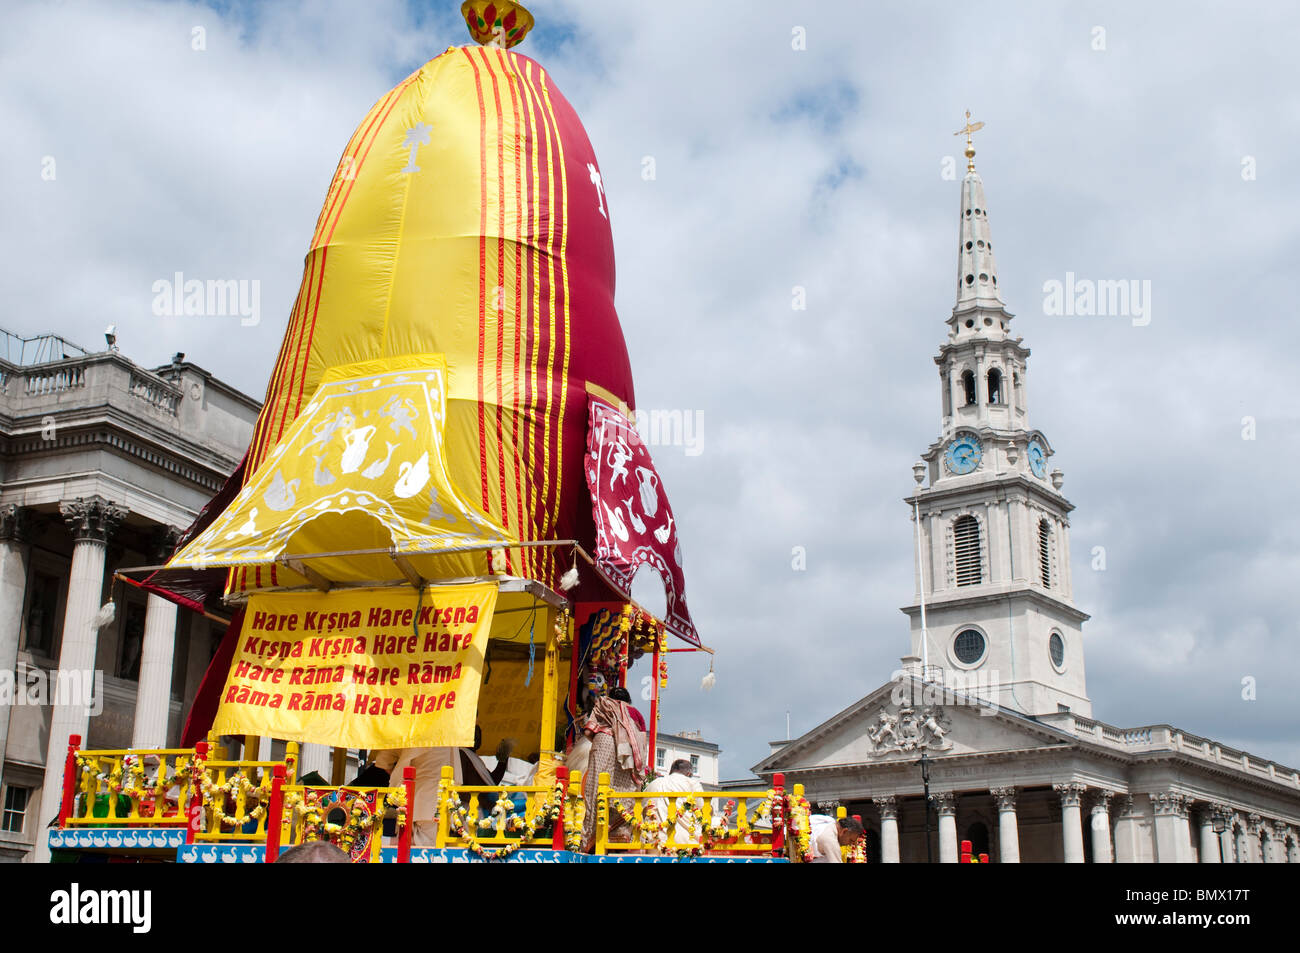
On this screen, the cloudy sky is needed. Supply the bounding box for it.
[4,1,1297,778]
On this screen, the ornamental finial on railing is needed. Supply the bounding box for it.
[461,1,534,49]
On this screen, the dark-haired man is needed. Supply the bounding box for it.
[809,815,864,863]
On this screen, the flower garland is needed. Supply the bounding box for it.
[586,605,667,684]
[199,770,272,828]
[740,793,774,832]
[563,785,585,851]
[786,791,814,862]
[279,787,405,860]
[73,754,197,819]
[441,781,563,861]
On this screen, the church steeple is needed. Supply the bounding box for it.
[903,120,1091,718]
[949,112,1012,342]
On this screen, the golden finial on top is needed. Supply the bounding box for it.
[461,1,534,49]
[953,110,984,172]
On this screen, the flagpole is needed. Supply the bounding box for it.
[912,462,930,681]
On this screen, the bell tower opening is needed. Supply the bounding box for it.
[961,370,977,406]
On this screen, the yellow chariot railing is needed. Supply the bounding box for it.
[191,743,298,843]
[590,772,782,857]
[434,764,570,859]
[265,765,415,863]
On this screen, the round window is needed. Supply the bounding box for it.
[954,629,986,665]
[1049,632,1065,668]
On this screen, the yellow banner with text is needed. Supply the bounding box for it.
[212,584,497,749]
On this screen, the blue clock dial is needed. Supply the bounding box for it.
[1027,439,1047,478]
[944,434,983,475]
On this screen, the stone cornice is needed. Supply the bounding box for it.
[906,470,1073,515]
[0,420,233,492]
[900,583,1090,624]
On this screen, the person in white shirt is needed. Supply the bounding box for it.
[643,759,705,847]
[808,814,864,863]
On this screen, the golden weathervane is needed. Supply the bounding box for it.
[954,110,984,171]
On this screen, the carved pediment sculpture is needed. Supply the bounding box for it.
[866,705,953,756]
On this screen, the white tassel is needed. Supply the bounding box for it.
[490,548,507,573]
[701,660,716,692]
[92,602,116,629]
[560,566,579,591]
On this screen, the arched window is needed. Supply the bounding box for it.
[965,821,990,859]
[1038,519,1052,587]
[987,367,1002,404]
[953,515,982,586]
[961,370,976,406]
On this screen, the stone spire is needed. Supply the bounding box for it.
[950,113,1011,339]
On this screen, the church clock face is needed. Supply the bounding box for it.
[1027,438,1047,478]
[943,434,983,475]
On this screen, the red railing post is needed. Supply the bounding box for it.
[649,638,660,775]
[961,838,972,864]
[396,767,415,863]
[771,773,785,858]
[58,734,82,827]
[264,764,286,863]
[185,741,208,845]
[552,766,569,850]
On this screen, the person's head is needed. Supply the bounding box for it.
[669,758,693,777]
[607,686,631,704]
[274,840,351,863]
[836,817,865,846]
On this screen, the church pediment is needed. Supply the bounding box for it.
[754,679,1075,774]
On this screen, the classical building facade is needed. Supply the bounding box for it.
[0,329,271,861]
[754,137,1300,862]
[654,729,721,788]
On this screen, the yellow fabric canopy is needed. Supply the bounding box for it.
[167,354,515,587]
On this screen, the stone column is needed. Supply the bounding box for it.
[0,505,33,798]
[1219,824,1236,864]
[1246,814,1263,863]
[1197,804,1224,863]
[1233,816,1251,864]
[931,791,957,863]
[991,786,1020,863]
[1111,795,1141,862]
[1152,792,1191,863]
[34,497,126,863]
[1270,823,1288,864]
[1055,782,1086,863]
[1088,789,1114,864]
[130,527,181,748]
[875,796,900,863]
